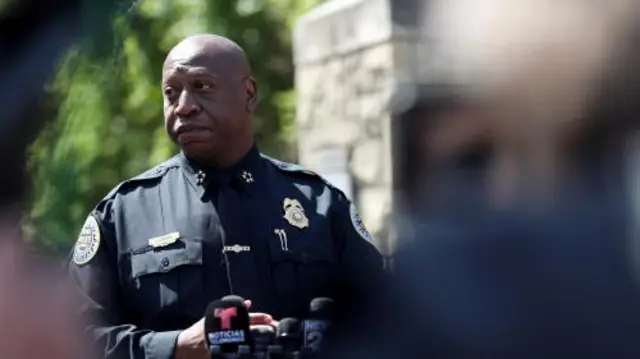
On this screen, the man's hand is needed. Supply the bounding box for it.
[175,318,207,359]
[245,300,279,332]
[175,299,278,359]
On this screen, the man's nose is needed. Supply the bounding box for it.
[174,90,200,117]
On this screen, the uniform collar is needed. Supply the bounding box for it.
[179,144,263,198]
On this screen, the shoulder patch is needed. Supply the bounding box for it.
[349,203,374,244]
[73,215,101,265]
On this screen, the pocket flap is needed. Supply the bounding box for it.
[130,239,203,278]
[269,242,337,264]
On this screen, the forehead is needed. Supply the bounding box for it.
[163,44,229,80]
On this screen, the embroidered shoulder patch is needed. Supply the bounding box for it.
[349,203,373,243]
[73,215,101,265]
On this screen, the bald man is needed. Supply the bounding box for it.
[67,34,384,359]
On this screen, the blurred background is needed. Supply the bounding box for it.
[21,0,640,266]
[15,0,640,270]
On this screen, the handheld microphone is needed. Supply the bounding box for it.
[251,325,276,353]
[302,297,334,353]
[204,295,251,355]
[276,318,302,355]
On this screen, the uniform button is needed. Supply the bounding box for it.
[161,257,170,267]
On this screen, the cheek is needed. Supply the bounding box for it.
[203,97,241,120]
[163,103,173,120]
[163,107,176,131]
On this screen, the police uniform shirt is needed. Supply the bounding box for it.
[68,145,383,359]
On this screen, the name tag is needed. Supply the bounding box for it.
[148,232,180,248]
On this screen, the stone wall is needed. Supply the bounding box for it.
[293,0,426,255]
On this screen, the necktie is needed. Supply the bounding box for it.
[214,175,260,299]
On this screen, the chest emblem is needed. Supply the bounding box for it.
[283,198,309,229]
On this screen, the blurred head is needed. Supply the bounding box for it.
[162,34,259,166]
[423,0,640,206]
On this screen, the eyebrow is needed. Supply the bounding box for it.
[168,65,219,78]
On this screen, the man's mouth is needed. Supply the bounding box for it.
[176,124,208,135]
[175,125,212,144]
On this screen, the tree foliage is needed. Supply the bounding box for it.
[26,0,321,253]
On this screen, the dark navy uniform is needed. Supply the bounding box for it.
[68,145,383,359]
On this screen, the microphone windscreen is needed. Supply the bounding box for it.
[309,297,334,320]
[221,295,245,303]
[276,317,302,352]
[303,298,334,352]
[204,296,250,352]
[251,325,276,352]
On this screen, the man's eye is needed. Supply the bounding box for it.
[164,88,177,97]
[194,82,214,91]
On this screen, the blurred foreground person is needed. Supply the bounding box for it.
[0,242,89,359]
[0,0,122,358]
[325,0,640,358]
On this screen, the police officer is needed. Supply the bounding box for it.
[68,34,384,359]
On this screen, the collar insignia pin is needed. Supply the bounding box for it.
[195,170,206,185]
[241,170,254,183]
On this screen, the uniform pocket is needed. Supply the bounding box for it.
[295,243,338,302]
[127,238,205,329]
[268,237,338,316]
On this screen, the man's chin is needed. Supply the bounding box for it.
[180,141,215,160]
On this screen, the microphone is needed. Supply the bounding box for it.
[204,295,251,355]
[251,325,276,353]
[276,318,302,355]
[302,297,334,354]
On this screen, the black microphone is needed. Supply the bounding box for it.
[204,295,251,355]
[302,297,334,354]
[276,318,302,356]
[251,325,276,354]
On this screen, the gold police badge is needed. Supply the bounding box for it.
[283,198,309,229]
[73,215,101,265]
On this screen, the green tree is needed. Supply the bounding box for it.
[26,0,322,254]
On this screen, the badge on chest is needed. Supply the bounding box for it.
[282,198,309,230]
[274,197,310,252]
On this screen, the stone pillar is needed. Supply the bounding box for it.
[292,0,425,256]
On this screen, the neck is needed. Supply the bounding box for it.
[203,135,255,169]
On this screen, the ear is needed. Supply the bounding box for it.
[245,77,259,112]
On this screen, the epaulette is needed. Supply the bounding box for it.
[262,154,345,194]
[262,154,319,177]
[101,156,179,201]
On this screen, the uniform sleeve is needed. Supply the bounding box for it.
[330,191,386,303]
[323,191,387,352]
[68,203,181,359]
